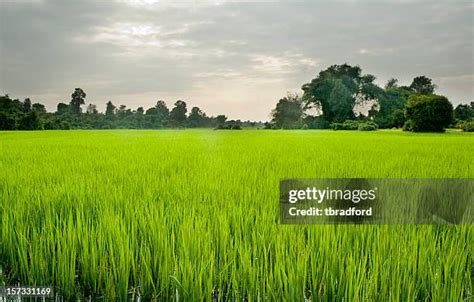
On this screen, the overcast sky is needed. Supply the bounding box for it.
[1,0,473,120]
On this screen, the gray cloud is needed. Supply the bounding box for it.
[1,0,473,120]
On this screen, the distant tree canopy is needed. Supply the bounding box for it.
[267,63,461,132]
[169,100,187,127]
[301,64,385,124]
[409,76,436,95]
[70,88,86,114]
[454,103,473,121]
[404,95,453,132]
[271,94,304,129]
[0,89,262,130]
[1,64,465,133]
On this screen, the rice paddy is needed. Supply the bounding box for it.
[0,129,473,301]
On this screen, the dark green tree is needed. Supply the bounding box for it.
[404,95,453,132]
[302,64,384,124]
[32,103,46,113]
[215,115,227,128]
[187,106,206,128]
[23,98,32,112]
[454,103,473,121]
[57,103,69,114]
[145,100,169,128]
[409,76,436,95]
[19,111,41,130]
[384,78,398,90]
[105,101,116,118]
[70,88,86,114]
[169,100,187,127]
[271,94,303,128]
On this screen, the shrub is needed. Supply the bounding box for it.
[342,120,359,130]
[358,121,378,131]
[330,120,378,131]
[462,121,474,132]
[330,123,344,130]
[405,95,453,132]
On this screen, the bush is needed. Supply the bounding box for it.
[462,121,474,132]
[330,123,344,130]
[405,94,453,132]
[403,120,414,131]
[342,120,359,130]
[358,121,378,131]
[330,120,378,131]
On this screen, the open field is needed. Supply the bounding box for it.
[1,130,473,301]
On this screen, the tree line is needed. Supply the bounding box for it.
[1,63,473,132]
[269,64,473,132]
[0,90,262,130]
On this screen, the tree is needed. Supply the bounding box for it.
[187,106,206,128]
[271,94,304,128]
[372,85,411,128]
[32,103,46,113]
[70,88,86,114]
[86,104,98,114]
[23,98,32,112]
[404,94,453,132]
[19,111,41,130]
[105,101,116,118]
[57,103,69,114]
[454,103,473,121]
[409,76,436,95]
[169,100,187,127]
[384,78,398,90]
[215,115,227,128]
[328,80,354,122]
[302,64,384,124]
[145,100,169,128]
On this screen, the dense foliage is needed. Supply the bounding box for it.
[404,95,453,132]
[269,64,472,132]
[0,94,261,130]
[2,63,472,133]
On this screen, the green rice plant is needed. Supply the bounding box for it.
[0,129,473,301]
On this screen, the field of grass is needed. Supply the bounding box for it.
[1,129,473,301]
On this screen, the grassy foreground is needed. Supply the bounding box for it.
[1,130,473,301]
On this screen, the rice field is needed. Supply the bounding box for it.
[0,129,473,301]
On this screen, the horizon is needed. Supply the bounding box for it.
[1,0,473,121]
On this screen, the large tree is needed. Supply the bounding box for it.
[404,94,453,132]
[454,103,473,121]
[301,64,384,124]
[187,106,206,128]
[145,100,169,128]
[409,76,436,95]
[70,88,86,114]
[169,100,187,127]
[105,101,116,118]
[271,94,304,128]
[371,80,412,128]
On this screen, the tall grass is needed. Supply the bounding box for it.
[1,130,473,300]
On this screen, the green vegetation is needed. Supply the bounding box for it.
[3,64,472,133]
[0,94,258,131]
[404,95,454,132]
[1,130,472,301]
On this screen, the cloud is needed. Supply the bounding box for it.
[1,0,473,120]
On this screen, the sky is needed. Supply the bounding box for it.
[1,0,473,121]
